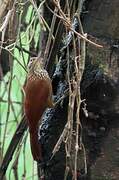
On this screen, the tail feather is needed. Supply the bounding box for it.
[30,131,42,161]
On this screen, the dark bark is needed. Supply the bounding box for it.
[39,0,119,180]
[82,0,119,179]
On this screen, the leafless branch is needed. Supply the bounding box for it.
[52,0,103,48]
[0,115,27,179]
[0,0,12,21]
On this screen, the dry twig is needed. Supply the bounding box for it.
[52,0,103,48]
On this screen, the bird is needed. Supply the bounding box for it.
[24,57,54,162]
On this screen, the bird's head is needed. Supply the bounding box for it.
[28,57,44,74]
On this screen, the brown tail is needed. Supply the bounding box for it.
[29,131,42,162]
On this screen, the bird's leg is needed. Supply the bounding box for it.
[47,96,55,108]
[47,89,69,108]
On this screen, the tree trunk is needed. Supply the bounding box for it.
[39,0,119,180]
[82,0,119,179]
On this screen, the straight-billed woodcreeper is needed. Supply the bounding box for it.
[24,57,54,162]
